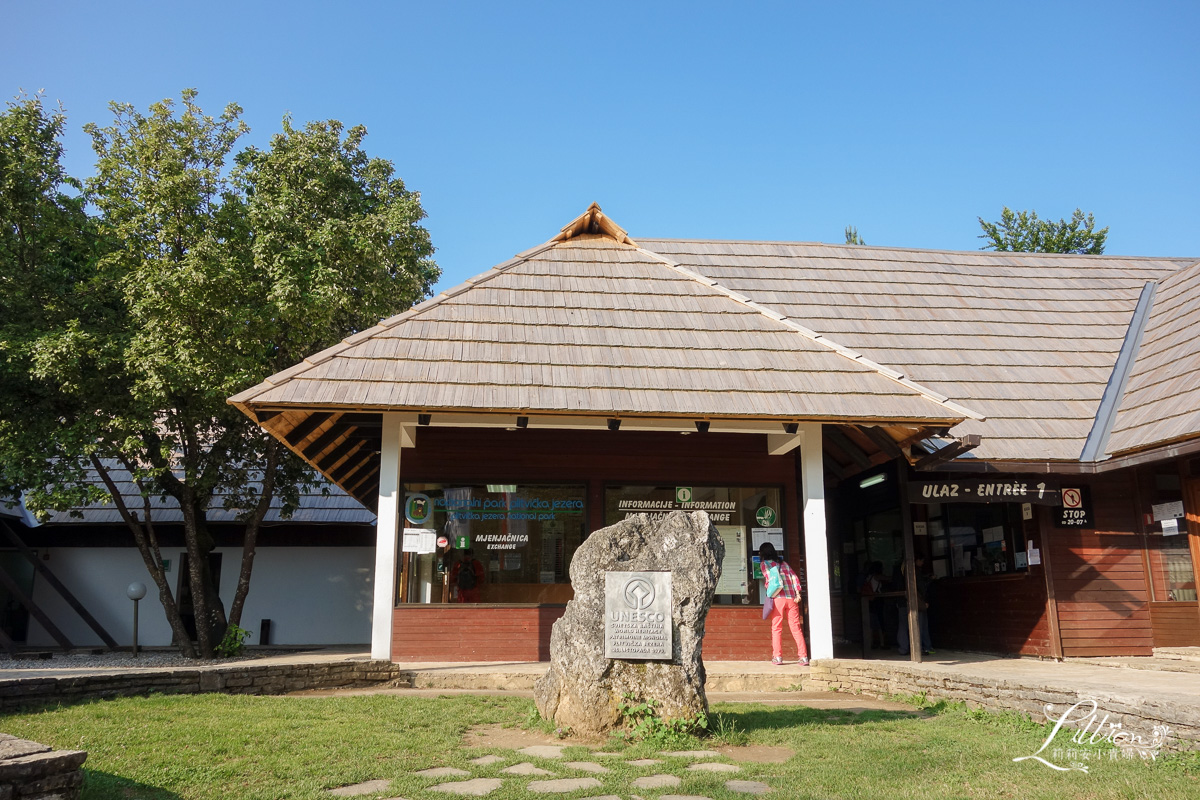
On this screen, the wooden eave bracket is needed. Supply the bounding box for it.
[913,434,983,471]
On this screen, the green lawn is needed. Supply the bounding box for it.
[2,692,1196,799]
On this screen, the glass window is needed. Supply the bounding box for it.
[400,483,586,604]
[925,503,1023,578]
[1147,536,1197,602]
[1145,468,1194,602]
[604,484,784,604]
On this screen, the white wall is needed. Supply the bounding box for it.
[26,546,374,648]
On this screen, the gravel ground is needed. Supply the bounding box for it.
[0,650,267,671]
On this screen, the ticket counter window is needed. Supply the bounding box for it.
[604,484,784,604]
[923,502,1024,578]
[399,484,586,604]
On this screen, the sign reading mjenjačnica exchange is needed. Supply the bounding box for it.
[908,477,1062,506]
[604,571,672,660]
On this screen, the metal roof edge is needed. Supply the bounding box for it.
[939,431,1200,475]
[633,245,987,423]
[1079,280,1158,462]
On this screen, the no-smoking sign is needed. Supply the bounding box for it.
[1062,488,1082,509]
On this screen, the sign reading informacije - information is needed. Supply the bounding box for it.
[604,571,672,660]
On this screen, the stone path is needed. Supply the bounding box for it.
[326,745,773,798]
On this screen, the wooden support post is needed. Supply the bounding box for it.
[897,466,922,663]
[0,563,72,652]
[1,521,119,649]
[1035,505,1064,661]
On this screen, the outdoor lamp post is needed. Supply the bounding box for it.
[126,582,147,657]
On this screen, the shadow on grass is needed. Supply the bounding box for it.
[714,705,923,733]
[83,771,182,800]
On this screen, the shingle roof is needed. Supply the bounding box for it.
[34,469,375,526]
[638,238,1195,461]
[1107,259,1200,455]
[232,233,978,425]
[231,203,1200,478]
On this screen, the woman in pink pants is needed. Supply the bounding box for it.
[759,542,809,666]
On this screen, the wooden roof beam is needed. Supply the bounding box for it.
[285,412,333,447]
[825,426,872,469]
[303,421,359,461]
[914,434,983,471]
[330,451,370,484]
[857,425,904,459]
[342,461,380,496]
[317,437,368,474]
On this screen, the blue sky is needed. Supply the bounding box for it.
[6,1,1198,291]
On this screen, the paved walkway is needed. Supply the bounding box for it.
[329,746,775,798]
[5,646,1199,724]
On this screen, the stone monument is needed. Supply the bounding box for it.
[534,511,725,737]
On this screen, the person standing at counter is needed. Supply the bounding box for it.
[450,549,485,603]
[759,542,809,666]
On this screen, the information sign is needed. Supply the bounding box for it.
[604,571,672,660]
[715,526,748,595]
[1054,486,1094,529]
[402,528,437,554]
[909,477,1061,505]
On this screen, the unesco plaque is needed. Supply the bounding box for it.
[604,571,673,660]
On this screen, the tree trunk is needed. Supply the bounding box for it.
[92,456,196,657]
[228,439,280,630]
[180,495,218,657]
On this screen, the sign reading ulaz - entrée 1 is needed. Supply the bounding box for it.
[604,571,672,660]
[908,477,1062,506]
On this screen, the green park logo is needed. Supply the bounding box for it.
[405,493,432,525]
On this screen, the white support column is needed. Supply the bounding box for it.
[797,422,834,660]
[371,414,406,660]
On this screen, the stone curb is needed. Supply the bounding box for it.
[0,661,403,711]
[807,659,1200,752]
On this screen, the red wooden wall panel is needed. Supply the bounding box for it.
[1047,472,1153,657]
[391,605,782,662]
[930,574,1052,656]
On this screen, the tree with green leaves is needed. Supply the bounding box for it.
[977,207,1108,255]
[0,90,438,657]
[844,225,866,246]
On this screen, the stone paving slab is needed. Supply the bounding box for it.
[428,778,503,796]
[527,777,602,793]
[660,750,720,758]
[688,762,741,772]
[501,762,554,776]
[469,755,504,766]
[517,745,565,759]
[414,767,470,778]
[625,758,662,766]
[632,774,682,789]
[563,761,609,773]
